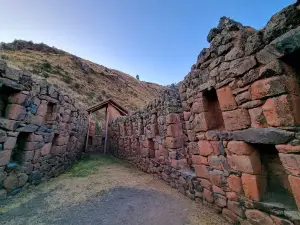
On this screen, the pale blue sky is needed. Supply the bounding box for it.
[0,0,295,85]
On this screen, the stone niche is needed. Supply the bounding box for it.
[203,88,225,131]
[0,85,22,118]
[255,144,298,210]
[10,132,30,165]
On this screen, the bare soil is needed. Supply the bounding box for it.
[0,155,229,225]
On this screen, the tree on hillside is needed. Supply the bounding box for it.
[136,74,140,80]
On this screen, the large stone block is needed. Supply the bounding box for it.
[288,175,300,211]
[5,104,26,120]
[8,92,28,104]
[228,153,261,174]
[191,155,208,165]
[263,94,300,127]
[228,175,243,194]
[198,140,214,156]
[216,86,237,111]
[0,150,11,166]
[232,128,294,144]
[166,136,183,149]
[192,112,209,132]
[251,77,286,100]
[222,109,250,131]
[228,201,245,218]
[242,174,266,201]
[4,137,17,150]
[166,123,182,137]
[245,210,274,225]
[40,143,52,156]
[194,165,209,179]
[227,141,255,155]
[279,153,300,176]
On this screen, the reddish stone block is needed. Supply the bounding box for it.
[212,185,226,195]
[192,97,208,113]
[217,86,237,111]
[279,153,300,176]
[191,155,208,165]
[36,103,47,117]
[251,77,286,100]
[222,109,250,131]
[262,95,297,127]
[28,133,43,142]
[0,150,11,166]
[242,174,266,201]
[5,104,26,120]
[271,215,293,225]
[222,208,243,224]
[28,115,44,125]
[227,153,261,174]
[183,111,191,121]
[228,175,243,194]
[166,123,182,137]
[24,142,40,151]
[203,188,214,203]
[171,159,187,169]
[194,165,209,179]
[249,107,267,128]
[51,145,67,155]
[193,112,209,132]
[166,113,180,125]
[289,175,300,211]
[4,137,17,150]
[166,136,183,149]
[208,155,227,170]
[209,170,225,187]
[227,141,255,155]
[228,201,245,218]
[40,143,52,156]
[245,210,274,225]
[198,140,214,156]
[215,194,227,208]
[55,135,70,146]
[8,93,28,104]
[226,192,238,201]
[199,178,212,190]
[276,144,300,153]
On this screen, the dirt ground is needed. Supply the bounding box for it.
[0,155,229,225]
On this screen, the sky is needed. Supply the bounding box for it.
[0,0,296,85]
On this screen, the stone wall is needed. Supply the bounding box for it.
[0,60,88,199]
[108,2,300,224]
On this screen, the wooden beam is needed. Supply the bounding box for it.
[104,105,109,154]
[85,112,92,152]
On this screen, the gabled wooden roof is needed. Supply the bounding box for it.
[86,99,128,115]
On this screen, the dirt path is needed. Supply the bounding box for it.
[0,155,229,225]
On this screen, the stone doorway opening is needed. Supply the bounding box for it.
[255,144,298,210]
[203,88,225,130]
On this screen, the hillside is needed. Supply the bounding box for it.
[0,40,165,112]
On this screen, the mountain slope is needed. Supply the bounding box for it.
[0,40,165,112]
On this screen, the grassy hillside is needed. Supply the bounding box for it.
[0,40,165,112]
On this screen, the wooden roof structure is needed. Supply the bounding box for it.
[85,99,128,153]
[86,99,128,115]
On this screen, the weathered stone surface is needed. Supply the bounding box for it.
[232,128,294,144]
[4,173,18,190]
[222,109,250,131]
[245,210,274,225]
[0,118,20,131]
[242,174,266,201]
[0,150,11,166]
[16,124,38,132]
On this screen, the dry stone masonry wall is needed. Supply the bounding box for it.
[108,2,300,224]
[0,60,88,199]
